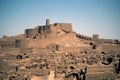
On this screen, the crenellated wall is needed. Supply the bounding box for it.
[76,33,120,45]
[76,33,92,41]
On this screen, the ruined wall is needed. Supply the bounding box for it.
[76,33,92,40]
[25,24,72,39]
[76,33,120,45]
[32,48,50,54]
[37,25,51,39]
[101,44,120,53]
[24,20,72,39]
[44,23,72,38]
[60,46,91,53]
[98,39,119,44]
[1,48,20,54]
[24,33,89,49]
[87,64,115,80]
[25,29,37,38]
[0,38,15,48]
[11,34,25,40]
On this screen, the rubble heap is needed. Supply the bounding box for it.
[0,19,120,80]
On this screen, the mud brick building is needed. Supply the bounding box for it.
[0,19,120,80]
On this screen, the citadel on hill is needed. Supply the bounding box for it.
[0,19,120,80]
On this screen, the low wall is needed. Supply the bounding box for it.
[102,44,120,53]
[86,64,115,80]
[60,46,91,53]
[1,48,20,54]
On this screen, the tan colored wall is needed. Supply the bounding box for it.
[60,46,91,53]
[1,48,20,54]
[25,29,37,38]
[50,23,72,38]
[101,44,120,53]
[32,48,50,54]
[25,33,88,48]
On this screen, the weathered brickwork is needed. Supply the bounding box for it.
[0,19,120,80]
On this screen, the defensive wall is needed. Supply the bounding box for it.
[0,19,120,54]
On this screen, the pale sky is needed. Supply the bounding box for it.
[0,0,120,40]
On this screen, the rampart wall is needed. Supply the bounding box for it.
[25,33,88,48]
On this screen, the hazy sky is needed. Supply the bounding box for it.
[0,0,120,40]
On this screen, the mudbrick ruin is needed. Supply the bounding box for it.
[0,19,120,80]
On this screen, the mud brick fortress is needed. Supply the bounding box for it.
[0,19,120,80]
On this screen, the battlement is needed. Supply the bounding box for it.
[76,33,120,45]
